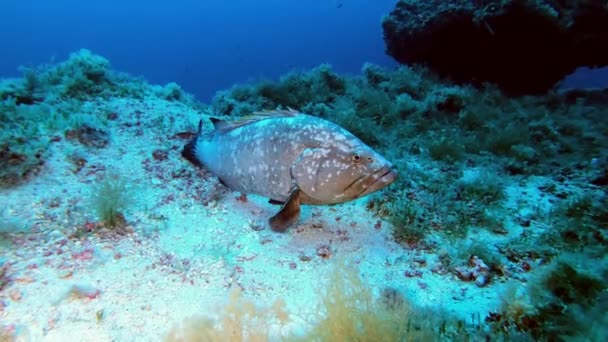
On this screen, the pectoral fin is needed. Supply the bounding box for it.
[269,189,301,232]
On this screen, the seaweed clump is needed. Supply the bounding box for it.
[488,259,607,340]
[0,50,120,187]
[13,49,146,101]
[0,49,199,187]
[166,287,289,342]
[166,262,502,341]
[90,174,132,232]
[301,263,412,341]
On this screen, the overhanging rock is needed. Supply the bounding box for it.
[382,0,608,95]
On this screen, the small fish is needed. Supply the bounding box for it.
[182,110,397,232]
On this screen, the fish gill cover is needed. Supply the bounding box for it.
[0,3,607,342]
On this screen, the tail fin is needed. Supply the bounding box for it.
[181,120,204,168]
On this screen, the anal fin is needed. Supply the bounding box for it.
[269,189,301,232]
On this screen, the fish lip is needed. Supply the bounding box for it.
[373,166,397,187]
[357,166,397,197]
[379,166,396,181]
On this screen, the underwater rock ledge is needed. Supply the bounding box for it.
[382,0,608,95]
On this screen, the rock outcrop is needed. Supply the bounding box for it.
[382,0,608,94]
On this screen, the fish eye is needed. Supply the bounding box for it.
[352,153,373,163]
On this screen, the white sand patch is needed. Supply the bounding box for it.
[1,96,522,341]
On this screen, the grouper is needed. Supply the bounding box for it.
[182,109,397,232]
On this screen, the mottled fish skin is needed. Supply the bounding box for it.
[182,110,397,230]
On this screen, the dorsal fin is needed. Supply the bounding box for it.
[210,109,300,133]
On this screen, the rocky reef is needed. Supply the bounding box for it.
[382,0,608,95]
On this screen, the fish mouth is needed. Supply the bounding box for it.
[356,166,398,197]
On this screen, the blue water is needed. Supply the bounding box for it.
[0,0,398,102]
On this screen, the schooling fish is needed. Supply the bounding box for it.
[182,109,397,232]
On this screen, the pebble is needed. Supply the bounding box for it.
[9,289,22,301]
[96,309,105,322]
[475,274,488,287]
[58,270,73,279]
[67,284,101,300]
[47,230,65,242]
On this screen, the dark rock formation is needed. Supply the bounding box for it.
[382,0,608,95]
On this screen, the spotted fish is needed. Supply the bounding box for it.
[182,109,397,232]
